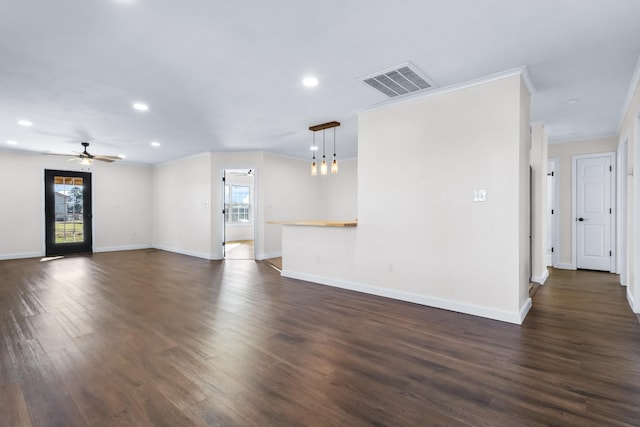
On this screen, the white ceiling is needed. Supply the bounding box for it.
[1,0,639,165]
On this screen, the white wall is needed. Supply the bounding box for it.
[530,124,549,283]
[547,137,618,268]
[152,152,212,259]
[0,150,152,259]
[319,158,358,221]
[0,151,43,258]
[283,71,532,324]
[146,150,356,261]
[518,80,532,309]
[93,161,153,252]
[261,153,322,258]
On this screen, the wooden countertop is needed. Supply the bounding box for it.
[267,220,358,227]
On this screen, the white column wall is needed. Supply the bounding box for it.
[283,72,532,324]
[152,153,213,259]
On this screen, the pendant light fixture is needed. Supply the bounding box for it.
[308,121,340,176]
[331,127,338,174]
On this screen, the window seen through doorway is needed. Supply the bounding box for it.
[225,185,250,223]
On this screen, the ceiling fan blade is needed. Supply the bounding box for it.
[93,155,121,161]
[93,157,116,163]
[42,152,75,157]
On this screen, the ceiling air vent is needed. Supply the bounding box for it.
[360,62,435,98]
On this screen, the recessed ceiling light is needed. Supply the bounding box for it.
[133,102,149,111]
[118,154,127,159]
[310,145,319,151]
[17,120,33,126]
[6,140,17,145]
[302,77,318,87]
[150,141,160,147]
[562,99,579,105]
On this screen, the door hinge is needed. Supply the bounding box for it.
[222,209,226,214]
[609,165,612,172]
[222,242,226,246]
[610,208,612,214]
[551,209,554,215]
[551,247,554,253]
[610,251,612,257]
[222,177,226,182]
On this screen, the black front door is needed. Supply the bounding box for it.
[45,170,93,256]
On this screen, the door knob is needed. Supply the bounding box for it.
[578,217,586,221]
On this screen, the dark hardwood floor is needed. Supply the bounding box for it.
[1,250,639,426]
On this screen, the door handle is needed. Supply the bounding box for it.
[577,217,587,222]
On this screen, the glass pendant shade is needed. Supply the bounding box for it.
[331,127,338,174]
[311,160,317,176]
[320,159,328,175]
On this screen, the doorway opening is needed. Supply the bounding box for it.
[222,169,255,260]
[44,170,93,256]
[617,139,628,285]
[572,153,615,272]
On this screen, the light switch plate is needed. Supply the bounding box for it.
[474,189,487,202]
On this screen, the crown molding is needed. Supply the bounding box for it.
[548,132,617,145]
[618,53,640,129]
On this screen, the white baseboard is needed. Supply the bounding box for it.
[152,245,220,260]
[0,251,43,261]
[257,252,281,261]
[627,289,637,313]
[519,298,532,323]
[94,244,151,253]
[554,263,576,270]
[531,269,549,285]
[282,270,528,325]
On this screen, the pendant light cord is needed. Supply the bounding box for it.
[333,127,336,156]
[322,130,326,160]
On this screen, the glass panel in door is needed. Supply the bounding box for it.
[45,170,93,255]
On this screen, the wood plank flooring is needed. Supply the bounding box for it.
[1,250,639,426]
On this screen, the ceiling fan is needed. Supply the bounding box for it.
[47,142,121,165]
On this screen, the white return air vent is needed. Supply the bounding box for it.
[360,62,435,98]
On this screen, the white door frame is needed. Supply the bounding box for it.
[220,167,258,260]
[571,152,616,271]
[548,158,560,268]
[617,138,628,284]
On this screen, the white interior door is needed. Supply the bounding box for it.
[576,155,613,271]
